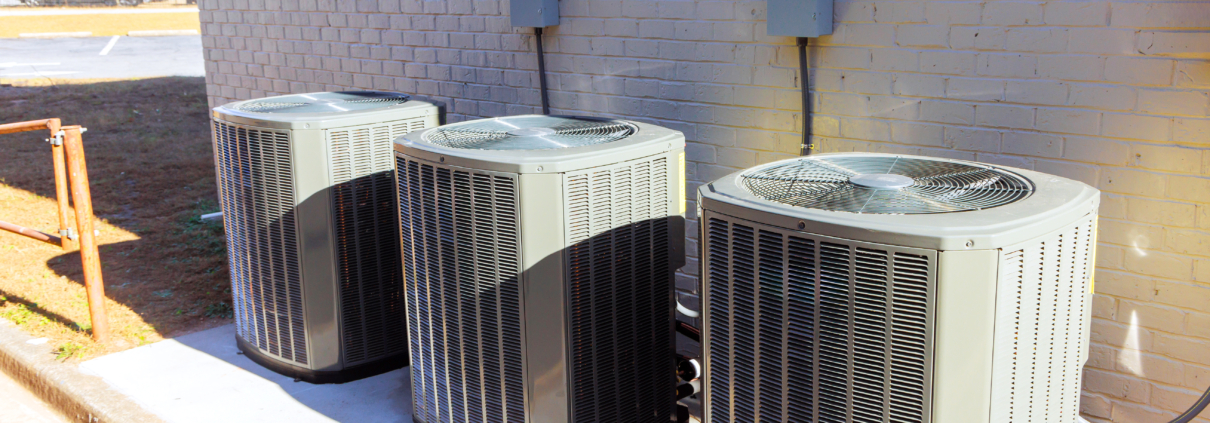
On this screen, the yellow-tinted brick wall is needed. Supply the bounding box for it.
[198,0,1210,421]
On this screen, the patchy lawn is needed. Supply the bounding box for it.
[0,77,228,360]
[0,7,199,38]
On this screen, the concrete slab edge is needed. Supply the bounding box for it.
[0,319,163,423]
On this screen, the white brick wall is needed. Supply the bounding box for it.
[199,0,1210,421]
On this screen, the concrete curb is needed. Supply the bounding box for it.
[18,32,93,39]
[127,29,198,36]
[0,319,163,423]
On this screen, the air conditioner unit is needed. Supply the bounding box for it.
[211,91,439,383]
[394,115,686,423]
[698,153,1100,423]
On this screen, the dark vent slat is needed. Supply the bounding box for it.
[704,215,934,423]
[706,219,733,423]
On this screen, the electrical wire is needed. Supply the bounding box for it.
[1169,384,1210,422]
[534,27,550,115]
[797,36,811,156]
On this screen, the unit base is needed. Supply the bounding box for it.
[236,335,408,384]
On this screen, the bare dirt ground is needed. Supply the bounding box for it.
[0,77,229,360]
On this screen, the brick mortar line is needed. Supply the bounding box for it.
[0,320,163,423]
[198,62,1208,100]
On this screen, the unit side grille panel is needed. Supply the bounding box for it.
[852,248,889,423]
[786,236,817,422]
[702,213,935,423]
[398,156,524,423]
[705,218,733,423]
[213,121,306,366]
[889,253,930,423]
[330,122,419,366]
[566,157,673,423]
[757,231,785,423]
[818,242,852,423]
[989,216,1095,423]
[732,224,758,422]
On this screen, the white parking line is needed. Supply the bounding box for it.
[99,36,120,56]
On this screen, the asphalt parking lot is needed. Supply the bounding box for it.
[0,35,203,80]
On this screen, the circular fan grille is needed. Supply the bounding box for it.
[235,91,410,114]
[423,115,638,150]
[740,156,1034,214]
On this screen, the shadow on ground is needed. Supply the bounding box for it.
[0,77,230,356]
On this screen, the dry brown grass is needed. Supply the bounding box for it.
[0,10,199,38]
[0,77,228,360]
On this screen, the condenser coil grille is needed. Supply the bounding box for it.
[704,213,935,423]
[740,156,1034,214]
[236,91,410,114]
[398,157,525,423]
[565,156,675,423]
[990,216,1095,423]
[329,120,426,366]
[423,116,638,150]
[214,121,308,365]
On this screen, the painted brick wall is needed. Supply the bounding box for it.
[198,0,1210,421]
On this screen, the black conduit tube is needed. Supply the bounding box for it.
[535,27,550,115]
[1170,384,1210,422]
[797,36,812,156]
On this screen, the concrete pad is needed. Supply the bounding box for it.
[79,325,413,423]
[0,318,163,422]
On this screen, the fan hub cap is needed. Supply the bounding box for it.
[849,173,914,189]
[506,127,558,137]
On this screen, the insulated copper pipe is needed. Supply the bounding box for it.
[61,126,110,343]
[0,219,61,245]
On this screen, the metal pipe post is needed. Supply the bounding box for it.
[62,126,110,343]
[0,219,62,245]
[0,118,57,135]
[48,120,75,250]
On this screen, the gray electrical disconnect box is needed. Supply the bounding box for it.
[767,0,833,37]
[510,0,559,27]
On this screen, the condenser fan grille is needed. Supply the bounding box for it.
[741,156,1034,214]
[423,115,638,150]
[235,92,410,114]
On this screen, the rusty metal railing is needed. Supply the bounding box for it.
[0,118,110,343]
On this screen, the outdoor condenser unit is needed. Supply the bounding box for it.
[211,91,439,383]
[394,115,686,423]
[698,153,1100,423]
